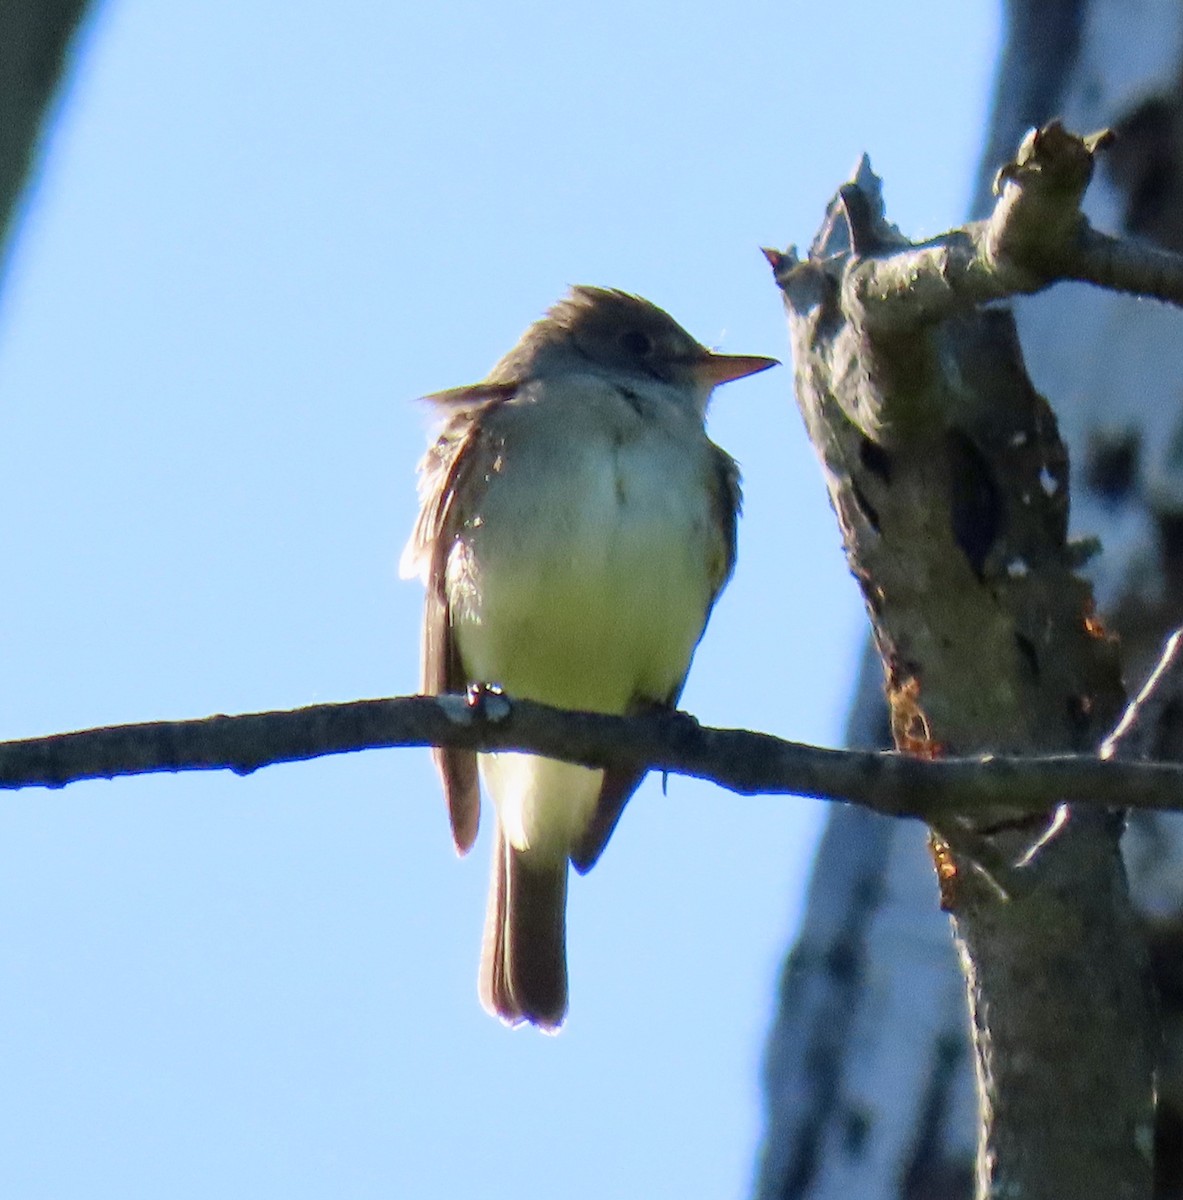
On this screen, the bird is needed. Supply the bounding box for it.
[401,286,776,1030]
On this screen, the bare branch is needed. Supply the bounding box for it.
[2,691,1183,820]
[764,123,1183,340]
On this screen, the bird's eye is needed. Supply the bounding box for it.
[620,329,653,357]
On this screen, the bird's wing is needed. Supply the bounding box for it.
[404,381,518,855]
[704,442,743,611]
[571,443,742,874]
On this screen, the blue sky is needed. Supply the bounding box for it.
[0,2,998,1196]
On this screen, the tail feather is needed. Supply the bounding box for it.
[478,827,568,1031]
[570,766,646,874]
[478,827,514,1022]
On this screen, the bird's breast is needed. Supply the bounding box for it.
[447,391,726,715]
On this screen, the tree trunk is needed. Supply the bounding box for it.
[753,2,1183,1196]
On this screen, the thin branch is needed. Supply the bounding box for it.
[2,692,1183,819]
[1103,628,1183,761]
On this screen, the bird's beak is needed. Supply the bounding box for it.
[694,351,779,387]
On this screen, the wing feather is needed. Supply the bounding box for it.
[404,382,518,855]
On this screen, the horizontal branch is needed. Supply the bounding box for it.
[2,692,1183,821]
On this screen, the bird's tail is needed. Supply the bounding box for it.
[478,825,568,1031]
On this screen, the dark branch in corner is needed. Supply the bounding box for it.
[2,687,1183,821]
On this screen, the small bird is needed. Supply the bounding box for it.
[401,286,775,1030]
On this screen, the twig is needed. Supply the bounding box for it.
[1103,628,1183,761]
